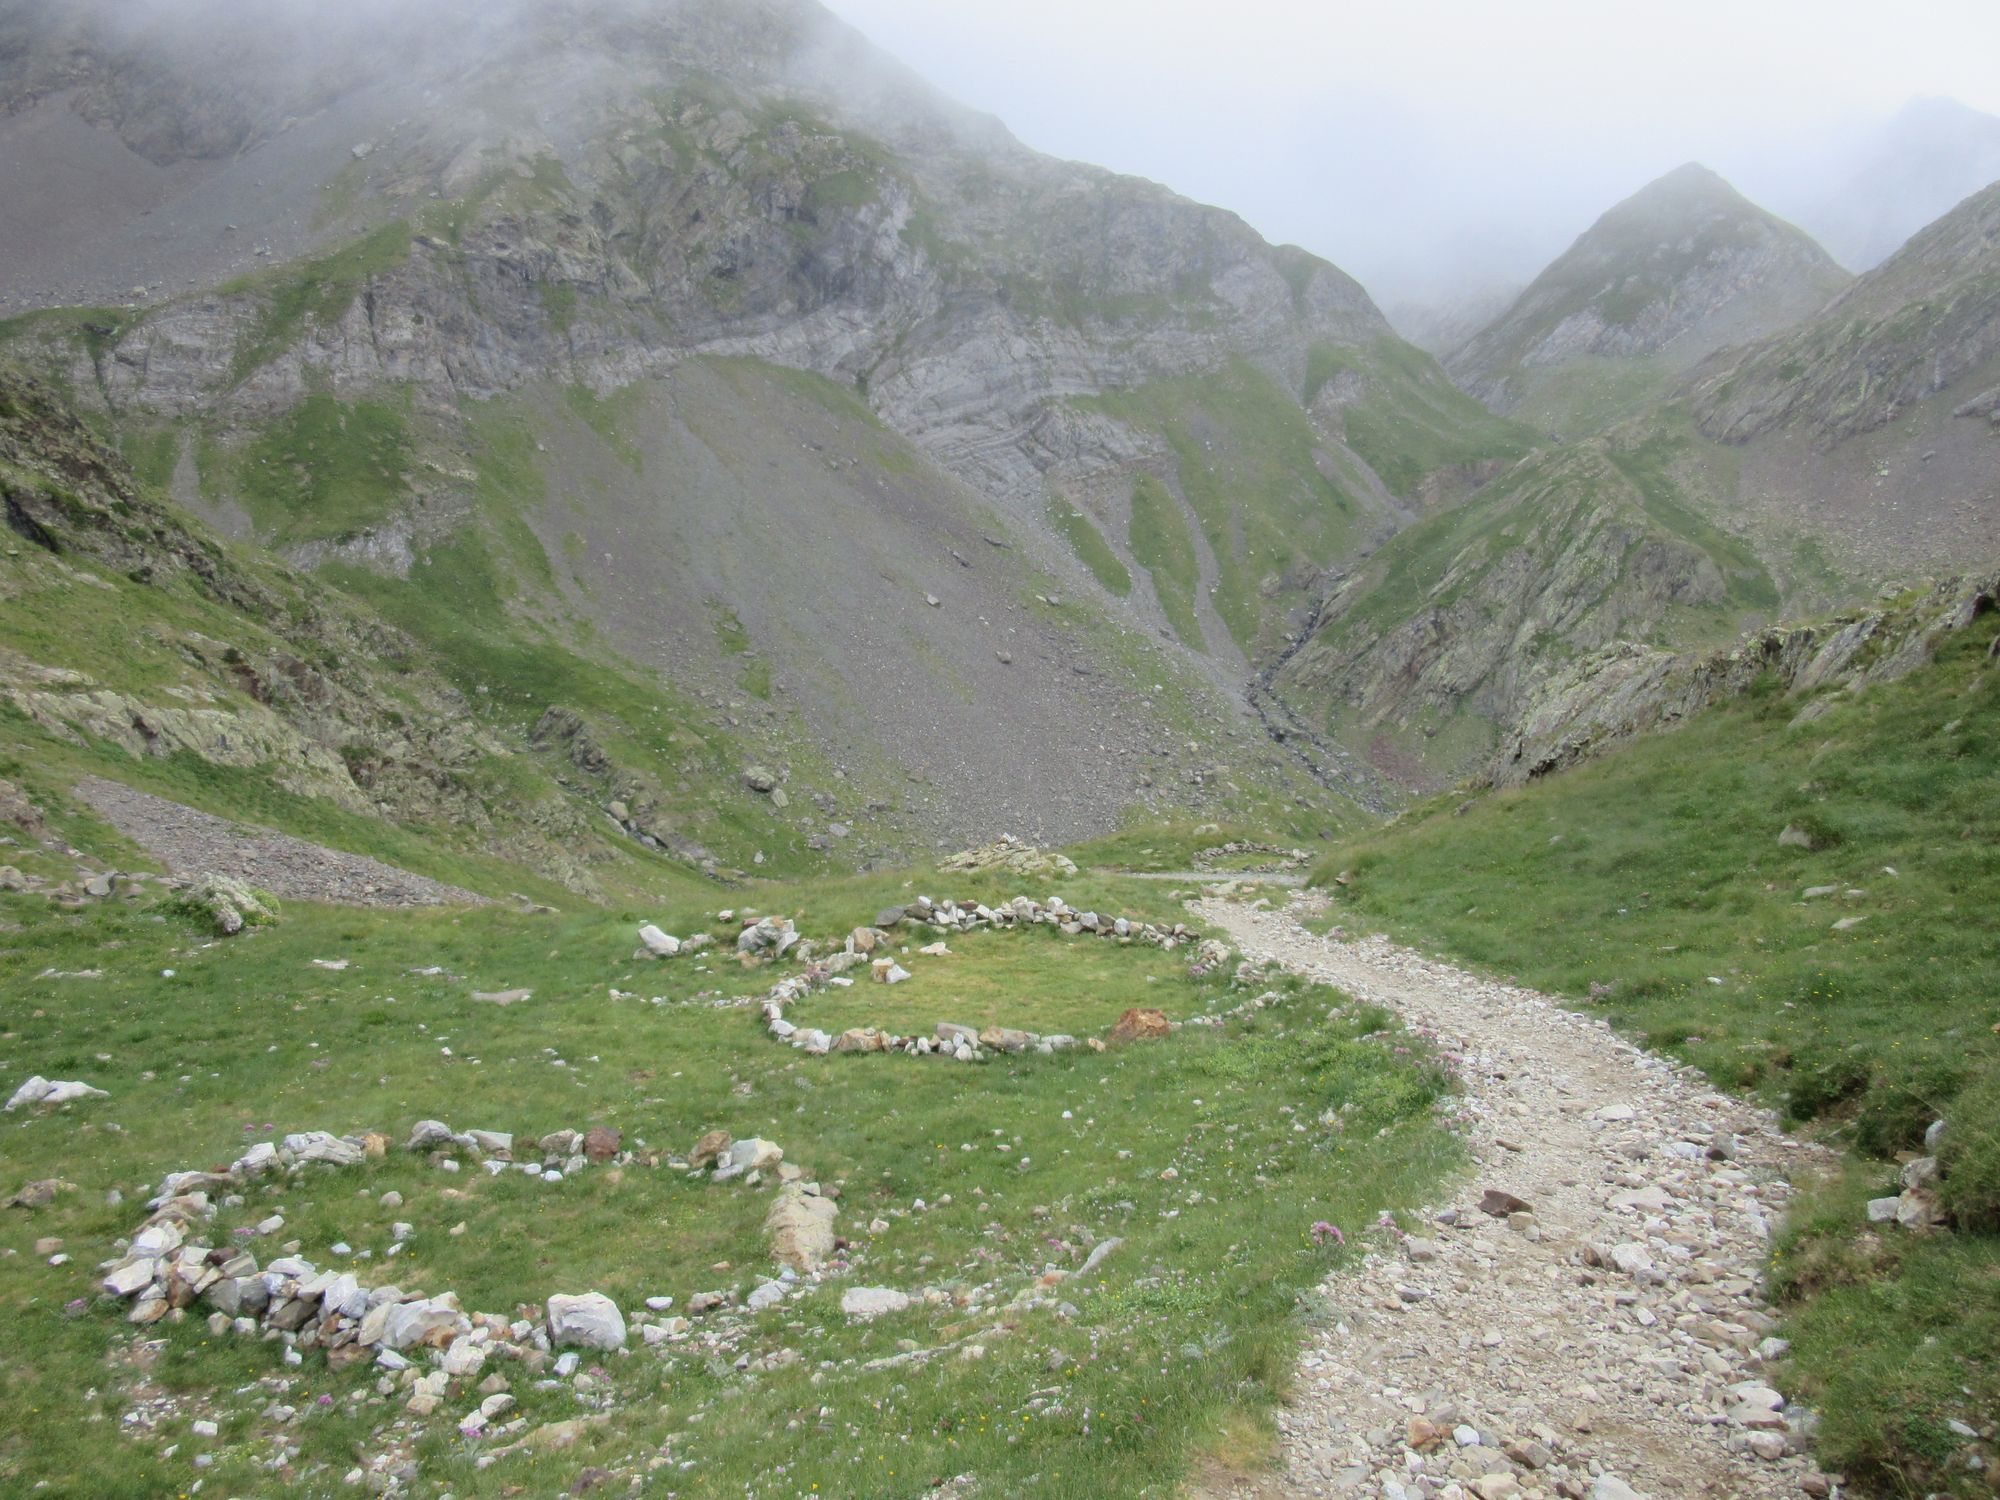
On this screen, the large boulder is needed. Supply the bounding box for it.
[546,1292,627,1350]
[714,1138,783,1180]
[765,1183,838,1272]
[171,873,280,936]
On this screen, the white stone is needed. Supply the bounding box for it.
[547,1292,626,1350]
[840,1286,911,1321]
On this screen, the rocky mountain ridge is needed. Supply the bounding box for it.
[1448,163,1850,436]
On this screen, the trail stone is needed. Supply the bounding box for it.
[283,1131,363,1166]
[547,1292,626,1350]
[689,1130,732,1169]
[716,1138,782,1179]
[765,1183,838,1272]
[1108,1007,1170,1043]
[840,1286,911,1321]
[1199,896,1819,1500]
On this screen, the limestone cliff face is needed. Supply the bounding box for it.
[1448,164,1849,423]
[3,0,1389,508]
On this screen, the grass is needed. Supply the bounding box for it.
[1127,474,1204,649]
[224,391,414,545]
[561,384,646,474]
[1305,338,1537,498]
[1081,359,1364,655]
[1307,609,2000,1493]
[0,790,1461,1498]
[1506,357,1677,439]
[1048,494,1132,598]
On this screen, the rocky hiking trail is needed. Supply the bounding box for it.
[75,779,486,909]
[1194,895,1836,1500]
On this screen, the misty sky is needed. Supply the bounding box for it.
[825,0,2000,307]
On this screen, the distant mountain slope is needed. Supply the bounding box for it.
[1694,179,2000,445]
[1385,283,1521,359]
[1448,164,1850,436]
[1271,175,2000,795]
[1783,97,2000,271]
[4,0,1486,846]
[1266,421,1780,789]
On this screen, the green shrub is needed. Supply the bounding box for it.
[1853,1055,1965,1158]
[1940,1071,2000,1233]
[1784,1048,1869,1124]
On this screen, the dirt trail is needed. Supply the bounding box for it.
[1194,894,1835,1500]
[76,778,487,909]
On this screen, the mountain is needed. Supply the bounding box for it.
[0,0,1539,853]
[1690,176,2000,572]
[1271,176,2000,791]
[1778,97,2000,272]
[1384,282,1521,359]
[1447,163,1850,437]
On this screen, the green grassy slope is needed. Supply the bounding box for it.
[0,363,821,891]
[1079,348,1533,660]
[1077,360,1367,657]
[1308,609,2000,1495]
[1306,337,1539,497]
[1273,414,1781,787]
[0,775,1457,1498]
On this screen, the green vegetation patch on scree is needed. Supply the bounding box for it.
[1310,611,2000,1495]
[1047,494,1132,598]
[1305,338,1537,499]
[1127,473,1204,649]
[0,793,1459,1497]
[1081,359,1360,654]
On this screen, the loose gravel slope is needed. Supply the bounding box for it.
[77,778,485,908]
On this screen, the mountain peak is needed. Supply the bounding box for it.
[1444,164,1850,430]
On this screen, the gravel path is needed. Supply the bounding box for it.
[76,778,487,909]
[1195,894,1836,1500]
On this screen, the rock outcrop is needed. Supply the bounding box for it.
[1492,569,1999,786]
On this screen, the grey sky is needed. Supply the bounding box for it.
[825,0,2000,306]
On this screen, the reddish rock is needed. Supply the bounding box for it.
[1109,1007,1170,1044]
[583,1126,621,1164]
[689,1130,731,1169]
[1479,1188,1533,1217]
